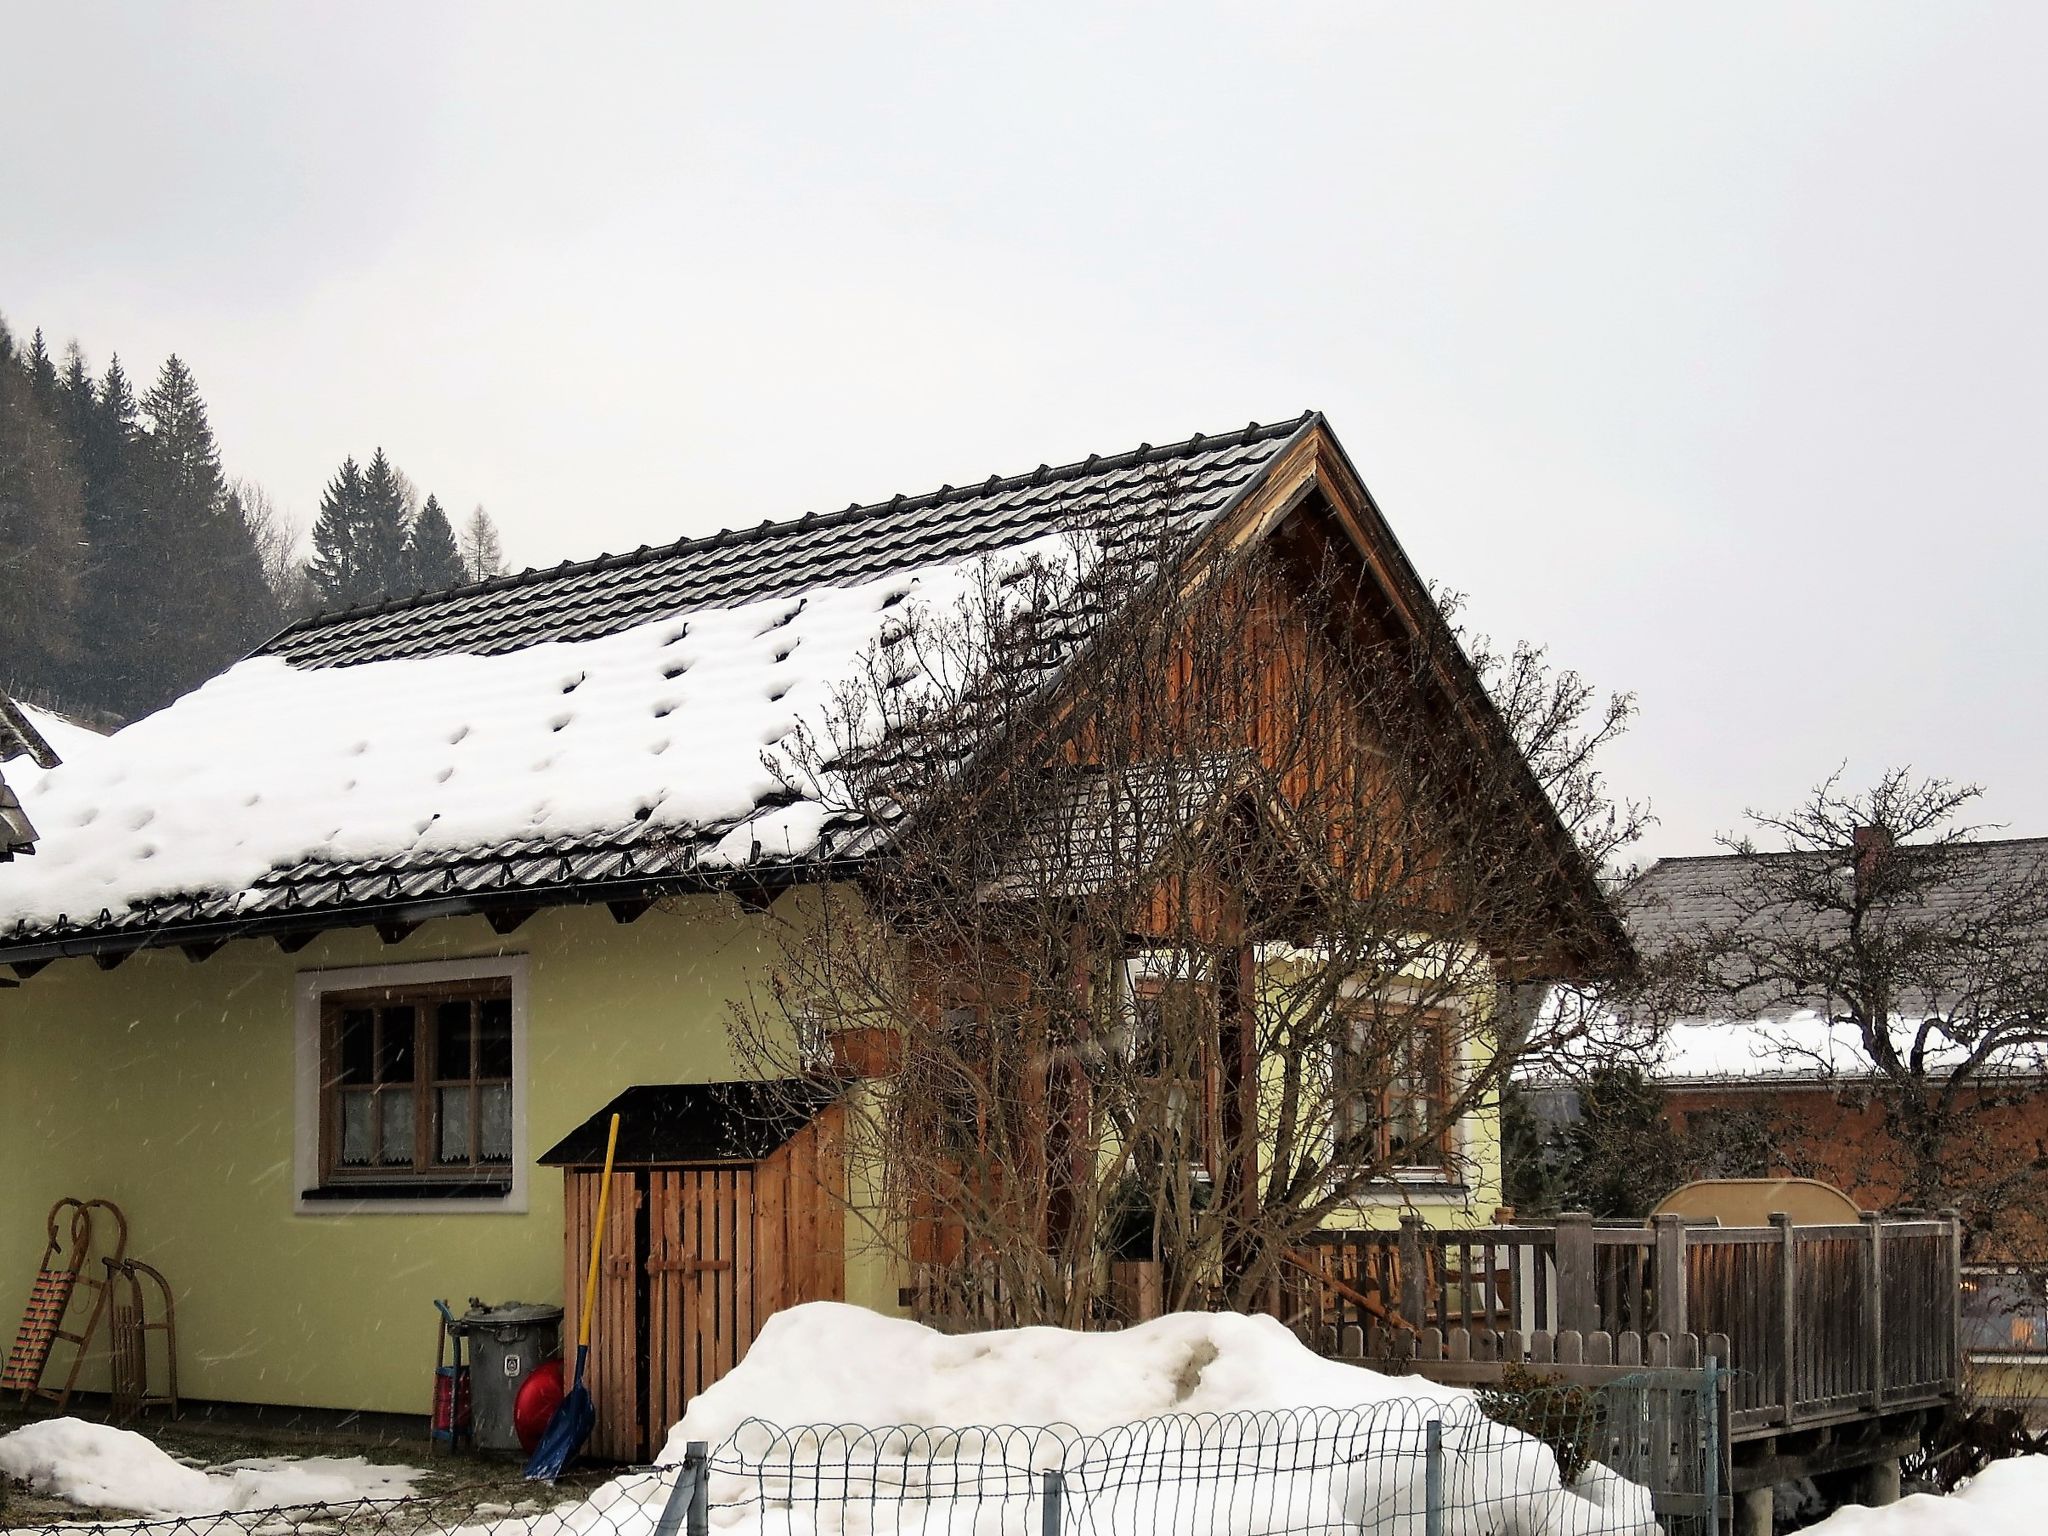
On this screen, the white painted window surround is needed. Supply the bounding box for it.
[292,953,531,1216]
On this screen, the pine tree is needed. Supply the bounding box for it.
[307,455,371,607]
[0,351,85,690]
[460,504,507,581]
[69,355,151,714]
[57,344,94,452]
[405,493,467,592]
[25,329,59,415]
[357,447,414,601]
[137,355,276,703]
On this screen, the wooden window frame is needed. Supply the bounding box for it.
[319,977,515,1191]
[294,956,528,1213]
[1124,958,1220,1175]
[1334,1002,1458,1177]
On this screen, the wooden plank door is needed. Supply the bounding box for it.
[647,1167,756,1440]
[564,1169,642,1463]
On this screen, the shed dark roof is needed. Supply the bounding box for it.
[537,1079,841,1166]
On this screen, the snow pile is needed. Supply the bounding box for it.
[0,1418,424,1520]
[488,1304,1655,1536]
[1798,1456,2048,1536]
[0,539,1076,931]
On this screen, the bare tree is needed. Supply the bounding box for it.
[461,504,507,582]
[1651,771,2048,1248]
[726,487,1644,1327]
[229,476,316,618]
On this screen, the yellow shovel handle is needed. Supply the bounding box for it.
[578,1113,621,1350]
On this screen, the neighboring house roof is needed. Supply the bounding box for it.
[1546,840,2048,1086]
[0,412,1621,971]
[537,1080,841,1165]
[0,694,65,861]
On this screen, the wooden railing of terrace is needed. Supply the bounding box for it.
[1280,1210,1962,1439]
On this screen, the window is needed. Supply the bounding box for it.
[1335,1004,1454,1173]
[295,957,527,1210]
[1125,961,1218,1170]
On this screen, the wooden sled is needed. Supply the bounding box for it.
[3,1197,127,1410]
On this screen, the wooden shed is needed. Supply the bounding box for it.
[537,1080,847,1461]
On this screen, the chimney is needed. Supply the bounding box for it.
[1852,822,1893,883]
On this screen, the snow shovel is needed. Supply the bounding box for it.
[526,1111,621,1481]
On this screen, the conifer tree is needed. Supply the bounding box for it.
[138,355,275,701]
[69,355,152,713]
[460,504,507,581]
[307,455,371,607]
[357,447,414,600]
[0,348,85,689]
[25,329,58,415]
[58,344,94,451]
[405,493,467,592]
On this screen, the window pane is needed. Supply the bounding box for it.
[337,1010,374,1085]
[380,1088,415,1165]
[435,1001,472,1081]
[378,1006,416,1084]
[477,997,513,1079]
[437,1087,473,1165]
[478,1084,512,1163]
[339,1091,373,1165]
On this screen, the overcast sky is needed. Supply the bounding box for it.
[5,3,2043,862]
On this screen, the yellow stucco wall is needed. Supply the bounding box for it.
[0,897,1504,1418]
[0,894,902,1416]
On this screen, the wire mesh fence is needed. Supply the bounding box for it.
[2,1371,1723,1536]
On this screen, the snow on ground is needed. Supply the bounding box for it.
[0,539,1074,932]
[0,1417,424,1520]
[1794,1456,2048,1536]
[480,1303,1657,1536]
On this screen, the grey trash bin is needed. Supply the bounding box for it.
[460,1300,564,1453]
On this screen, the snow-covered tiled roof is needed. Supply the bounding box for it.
[0,417,1316,960]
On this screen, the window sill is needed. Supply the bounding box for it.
[1328,1168,1473,1203]
[297,1179,523,1214]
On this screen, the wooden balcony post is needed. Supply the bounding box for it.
[1651,1211,1688,1337]
[1940,1207,1963,1385]
[1861,1209,1885,1409]
[1555,1211,1597,1335]
[1397,1211,1429,1332]
[1772,1211,1797,1422]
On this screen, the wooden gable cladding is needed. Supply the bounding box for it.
[560,1102,846,1462]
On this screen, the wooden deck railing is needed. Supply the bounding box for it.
[1281,1210,1962,1437]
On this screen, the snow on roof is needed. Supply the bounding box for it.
[16,701,107,770]
[1520,1003,2048,1087]
[0,550,1026,932]
[0,419,1314,954]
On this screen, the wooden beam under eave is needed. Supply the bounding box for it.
[375,920,420,946]
[275,931,318,954]
[731,884,776,914]
[487,907,536,935]
[10,959,51,980]
[93,950,130,971]
[607,898,653,925]
[181,940,225,964]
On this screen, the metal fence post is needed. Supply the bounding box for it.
[1425,1416,1444,1536]
[1041,1468,1064,1536]
[652,1444,708,1536]
[685,1440,710,1536]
